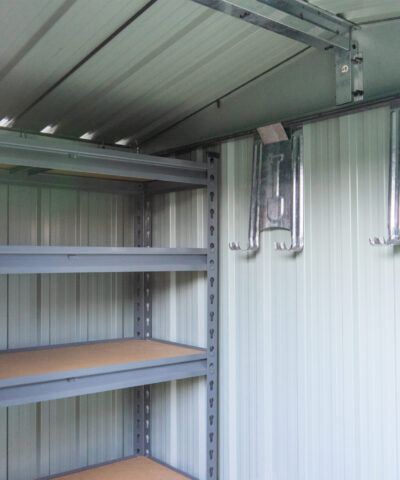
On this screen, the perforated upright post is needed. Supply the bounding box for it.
[206,152,218,479]
[133,192,152,458]
[143,197,152,456]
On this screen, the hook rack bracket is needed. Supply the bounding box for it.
[370,107,400,247]
[229,129,304,253]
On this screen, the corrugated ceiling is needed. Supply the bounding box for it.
[0,0,398,148]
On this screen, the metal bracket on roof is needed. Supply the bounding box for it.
[258,2,364,104]
[335,41,364,105]
[259,1,364,104]
[370,108,400,247]
[191,0,363,105]
[229,128,304,253]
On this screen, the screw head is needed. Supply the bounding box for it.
[341,64,349,74]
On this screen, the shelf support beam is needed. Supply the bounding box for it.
[0,247,207,274]
[0,129,208,186]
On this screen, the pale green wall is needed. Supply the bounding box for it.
[219,105,400,479]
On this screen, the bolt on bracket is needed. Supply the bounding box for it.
[335,40,364,105]
[229,129,304,253]
[370,108,400,246]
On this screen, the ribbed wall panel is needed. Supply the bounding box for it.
[0,185,136,480]
[219,106,400,480]
[151,160,208,479]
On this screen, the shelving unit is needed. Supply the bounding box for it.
[0,131,219,480]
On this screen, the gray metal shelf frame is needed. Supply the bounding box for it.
[0,133,219,480]
[0,130,207,188]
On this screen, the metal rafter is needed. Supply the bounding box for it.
[257,0,354,35]
[190,0,350,50]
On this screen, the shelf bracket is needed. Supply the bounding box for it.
[370,108,400,247]
[229,128,304,253]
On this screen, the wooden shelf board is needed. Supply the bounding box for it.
[0,340,203,380]
[53,457,190,479]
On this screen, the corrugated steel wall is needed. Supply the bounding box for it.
[0,187,138,480]
[219,105,400,480]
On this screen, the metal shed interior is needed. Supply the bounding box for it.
[1,1,400,479]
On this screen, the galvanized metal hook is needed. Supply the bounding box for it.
[370,108,400,247]
[229,128,304,253]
